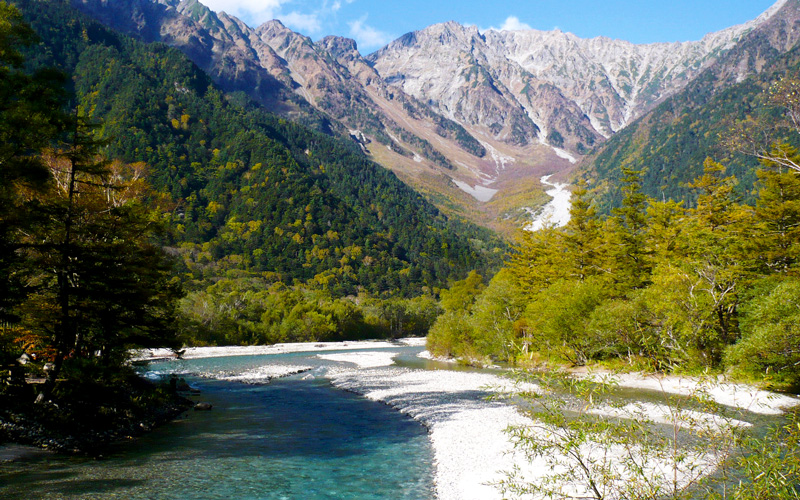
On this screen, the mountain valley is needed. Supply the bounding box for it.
[68,0,800,232]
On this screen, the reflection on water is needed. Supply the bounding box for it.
[0,348,436,500]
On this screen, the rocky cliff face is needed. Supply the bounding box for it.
[74,0,490,165]
[582,0,800,210]
[369,2,788,154]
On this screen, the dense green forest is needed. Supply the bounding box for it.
[0,0,496,446]
[30,0,502,292]
[429,117,800,385]
[4,0,504,345]
[0,7,799,494]
[0,0,499,411]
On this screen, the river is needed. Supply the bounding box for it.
[0,345,436,500]
[1,340,797,500]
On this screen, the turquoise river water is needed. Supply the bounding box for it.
[0,347,437,500]
[0,345,790,499]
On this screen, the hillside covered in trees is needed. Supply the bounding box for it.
[1,0,505,347]
[0,0,502,446]
[429,119,800,386]
[16,0,501,297]
[0,0,192,450]
[585,21,800,213]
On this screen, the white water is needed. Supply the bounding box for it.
[525,174,572,231]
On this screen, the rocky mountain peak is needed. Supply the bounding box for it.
[369,2,789,148]
[256,19,289,37]
[319,36,360,61]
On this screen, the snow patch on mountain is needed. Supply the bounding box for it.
[452,180,499,202]
[481,141,515,182]
[552,147,577,164]
[370,3,781,153]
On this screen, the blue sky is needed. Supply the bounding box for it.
[199,0,779,53]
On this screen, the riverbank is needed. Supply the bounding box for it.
[13,338,786,499]
[145,341,800,499]
[323,349,800,499]
[0,374,192,456]
[586,370,800,415]
[428,351,800,415]
[324,356,530,500]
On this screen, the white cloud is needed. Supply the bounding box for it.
[481,15,534,33]
[281,11,323,33]
[198,0,355,33]
[498,16,533,31]
[348,14,393,50]
[200,0,287,25]
[330,0,355,12]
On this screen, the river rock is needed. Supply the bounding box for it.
[193,402,212,411]
[175,378,191,392]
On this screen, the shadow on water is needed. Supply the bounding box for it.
[3,476,146,500]
[0,375,436,500]
[138,378,429,460]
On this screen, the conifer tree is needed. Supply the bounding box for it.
[682,158,750,349]
[507,227,568,297]
[0,1,67,323]
[645,199,686,263]
[610,166,651,290]
[751,144,800,274]
[562,180,604,281]
[17,119,182,401]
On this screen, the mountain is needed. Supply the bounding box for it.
[67,0,316,116]
[369,17,769,147]
[71,0,530,229]
[70,0,795,231]
[17,0,501,296]
[582,0,800,210]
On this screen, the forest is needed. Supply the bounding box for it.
[1,2,799,497]
[1,0,798,397]
[0,0,192,448]
[6,0,505,346]
[587,23,800,213]
[2,0,800,469]
[429,99,800,387]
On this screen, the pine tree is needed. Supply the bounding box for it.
[562,180,604,281]
[507,227,569,297]
[0,1,67,323]
[645,199,686,263]
[751,144,800,274]
[610,167,651,291]
[19,120,183,401]
[682,158,750,349]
